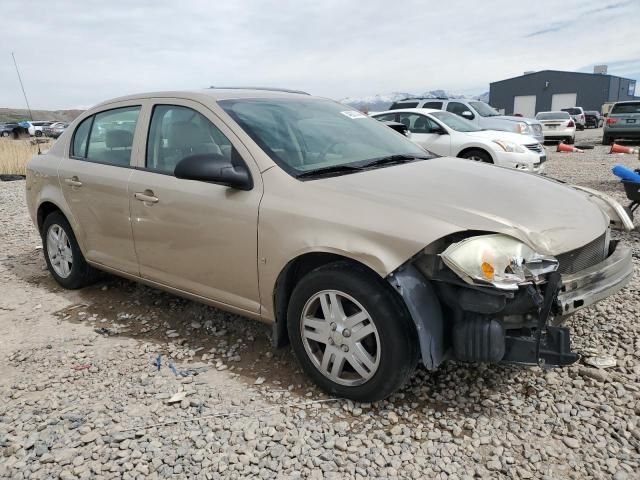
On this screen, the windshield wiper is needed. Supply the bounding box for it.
[361,154,429,169]
[296,164,363,179]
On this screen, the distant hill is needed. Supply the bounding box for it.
[340,90,490,112]
[0,108,84,124]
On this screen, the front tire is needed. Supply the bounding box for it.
[460,149,493,163]
[42,211,99,289]
[287,262,419,401]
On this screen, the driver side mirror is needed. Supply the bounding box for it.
[174,153,253,191]
[461,110,474,119]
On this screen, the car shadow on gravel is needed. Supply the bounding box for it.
[3,248,536,418]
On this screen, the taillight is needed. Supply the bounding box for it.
[607,117,618,125]
[567,120,575,127]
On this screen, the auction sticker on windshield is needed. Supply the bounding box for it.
[341,110,367,119]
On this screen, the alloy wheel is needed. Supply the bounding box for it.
[46,224,73,278]
[300,290,380,386]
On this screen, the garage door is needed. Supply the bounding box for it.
[513,95,536,117]
[551,93,577,111]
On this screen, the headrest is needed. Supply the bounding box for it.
[106,129,133,149]
[167,121,211,150]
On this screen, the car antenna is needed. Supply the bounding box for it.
[11,52,41,155]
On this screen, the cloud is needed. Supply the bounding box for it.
[0,0,638,109]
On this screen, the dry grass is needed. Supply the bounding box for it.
[0,138,49,175]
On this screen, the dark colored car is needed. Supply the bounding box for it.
[585,111,603,129]
[603,101,640,144]
[43,122,69,138]
[0,123,20,138]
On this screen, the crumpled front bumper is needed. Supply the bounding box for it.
[556,242,634,316]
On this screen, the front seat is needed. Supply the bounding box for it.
[164,121,222,171]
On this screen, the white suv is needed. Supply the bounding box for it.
[561,107,586,131]
[389,98,544,143]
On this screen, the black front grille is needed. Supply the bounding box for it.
[556,233,608,274]
[525,143,543,153]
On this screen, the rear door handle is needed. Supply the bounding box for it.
[134,190,159,204]
[64,176,83,187]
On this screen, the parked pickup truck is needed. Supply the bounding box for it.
[389,98,544,143]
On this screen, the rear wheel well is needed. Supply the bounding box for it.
[37,202,62,234]
[458,147,493,163]
[271,253,383,348]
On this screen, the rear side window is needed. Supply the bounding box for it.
[611,103,640,114]
[562,108,580,115]
[86,106,141,166]
[422,101,443,109]
[389,101,419,110]
[146,105,235,175]
[71,117,92,158]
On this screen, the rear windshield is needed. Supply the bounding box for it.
[536,112,570,120]
[562,108,581,115]
[611,102,640,115]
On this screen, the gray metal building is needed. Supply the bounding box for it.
[489,70,637,117]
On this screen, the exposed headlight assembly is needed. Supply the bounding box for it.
[493,139,526,153]
[440,234,558,290]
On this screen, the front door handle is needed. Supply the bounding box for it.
[64,176,83,187]
[134,190,159,204]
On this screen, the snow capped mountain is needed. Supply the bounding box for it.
[339,90,490,112]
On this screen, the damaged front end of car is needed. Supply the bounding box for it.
[388,230,634,371]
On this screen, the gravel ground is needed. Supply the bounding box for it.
[1,128,639,479]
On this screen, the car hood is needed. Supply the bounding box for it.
[313,157,607,256]
[496,115,538,125]
[463,130,539,145]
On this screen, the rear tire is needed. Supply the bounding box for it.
[35,130,42,137]
[42,211,99,289]
[460,149,493,163]
[287,262,419,401]
[566,136,575,145]
[602,135,613,145]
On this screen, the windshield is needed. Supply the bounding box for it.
[611,102,640,114]
[536,112,570,120]
[219,98,429,177]
[469,101,501,117]
[430,111,482,132]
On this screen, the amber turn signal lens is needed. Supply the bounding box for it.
[481,261,495,280]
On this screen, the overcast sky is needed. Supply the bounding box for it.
[1,0,638,109]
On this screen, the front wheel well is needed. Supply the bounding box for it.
[457,147,493,163]
[37,202,63,234]
[271,253,383,348]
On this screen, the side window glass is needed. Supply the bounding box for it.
[422,101,443,109]
[146,105,235,175]
[397,113,433,133]
[72,116,92,158]
[86,106,140,166]
[447,102,470,117]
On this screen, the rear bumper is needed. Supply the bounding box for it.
[556,243,634,316]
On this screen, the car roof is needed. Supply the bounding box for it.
[93,88,313,109]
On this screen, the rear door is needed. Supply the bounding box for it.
[57,103,144,274]
[127,99,263,313]
[397,112,451,155]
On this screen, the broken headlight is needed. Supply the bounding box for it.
[440,234,558,290]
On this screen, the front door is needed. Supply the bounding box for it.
[58,103,144,274]
[128,100,262,313]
